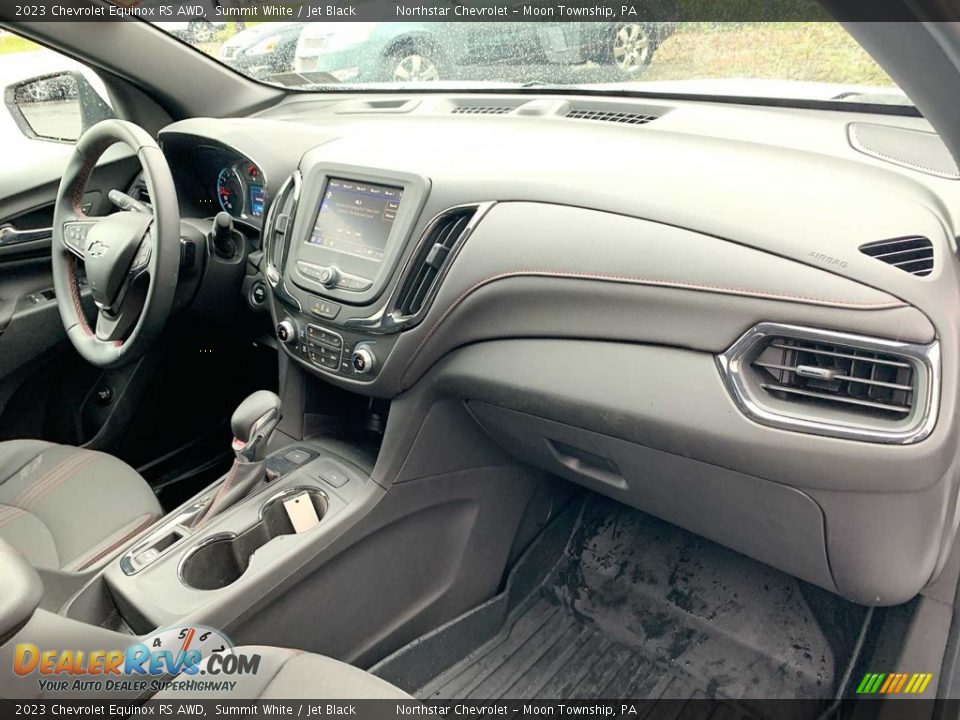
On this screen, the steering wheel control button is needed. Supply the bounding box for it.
[276,320,296,344]
[309,299,341,320]
[64,222,94,254]
[352,346,375,375]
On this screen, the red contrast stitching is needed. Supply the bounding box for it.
[0,506,26,529]
[71,140,113,217]
[206,461,241,518]
[70,513,159,571]
[15,452,99,510]
[399,269,909,385]
[66,259,93,337]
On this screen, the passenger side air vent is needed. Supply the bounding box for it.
[451,106,513,115]
[565,109,658,125]
[393,205,484,319]
[718,323,938,444]
[262,172,301,287]
[859,236,934,277]
[752,336,914,420]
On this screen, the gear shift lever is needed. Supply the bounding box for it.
[196,391,282,524]
[230,390,282,463]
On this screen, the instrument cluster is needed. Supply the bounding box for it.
[216,160,266,221]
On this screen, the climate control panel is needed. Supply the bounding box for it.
[276,317,386,380]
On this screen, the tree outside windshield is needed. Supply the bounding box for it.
[151,21,906,106]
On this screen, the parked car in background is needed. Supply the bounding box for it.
[220,22,305,80]
[156,19,228,43]
[293,22,676,84]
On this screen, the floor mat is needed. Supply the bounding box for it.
[372,495,869,706]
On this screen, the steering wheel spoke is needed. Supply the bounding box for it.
[104,224,153,314]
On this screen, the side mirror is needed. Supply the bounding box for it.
[4,70,114,143]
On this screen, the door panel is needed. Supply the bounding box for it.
[0,147,140,440]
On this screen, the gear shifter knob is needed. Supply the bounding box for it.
[231,390,281,463]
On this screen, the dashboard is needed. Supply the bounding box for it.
[157,93,960,608]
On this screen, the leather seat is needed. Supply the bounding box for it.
[155,646,412,699]
[0,440,162,571]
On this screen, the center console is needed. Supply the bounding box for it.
[97,440,371,633]
[263,161,433,384]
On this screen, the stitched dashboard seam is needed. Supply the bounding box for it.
[399,269,909,385]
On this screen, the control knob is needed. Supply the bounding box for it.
[318,265,340,289]
[352,346,376,375]
[276,320,296,344]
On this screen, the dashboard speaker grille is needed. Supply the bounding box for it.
[565,109,658,125]
[394,206,479,318]
[859,236,934,276]
[849,123,960,179]
[752,336,915,420]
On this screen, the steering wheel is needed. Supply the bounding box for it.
[51,120,180,368]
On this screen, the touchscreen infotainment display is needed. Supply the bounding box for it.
[307,178,403,263]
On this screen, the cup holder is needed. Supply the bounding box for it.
[179,487,328,591]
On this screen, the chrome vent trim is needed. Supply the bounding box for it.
[451,106,513,115]
[565,109,658,125]
[392,204,485,320]
[717,323,939,444]
[859,236,934,277]
[261,171,302,311]
[342,202,495,335]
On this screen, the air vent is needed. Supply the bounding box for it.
[718,323,939,444]
[451,106,513,115]
[752,336,914,420]
[859,236,934,277]
[393,205,483,319]
[262,172,301,288]
[565,109,657,125]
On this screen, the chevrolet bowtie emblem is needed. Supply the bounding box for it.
[86,239,108,258]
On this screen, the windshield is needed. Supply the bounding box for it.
[151,20,910,107]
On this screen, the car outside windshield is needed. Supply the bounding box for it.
[153,20,910,108]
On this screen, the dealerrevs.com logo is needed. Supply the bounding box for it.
[856,672,934,695]
[12,626,261,694]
